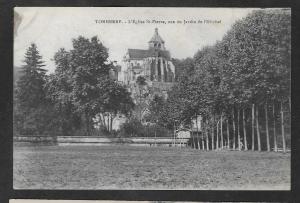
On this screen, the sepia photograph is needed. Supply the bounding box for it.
[13,7,291,190]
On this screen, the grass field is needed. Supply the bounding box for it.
[13,143,290,190]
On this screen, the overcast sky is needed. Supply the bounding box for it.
[14,7,256,73]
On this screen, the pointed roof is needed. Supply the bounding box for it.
[127,49,170,60]
[149,28,165,43]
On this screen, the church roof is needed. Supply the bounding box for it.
[127,48,170,60]
[127,49,150,59]
[148,28,165,43]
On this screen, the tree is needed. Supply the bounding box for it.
[215,9,290,151]
[69,36,111,135]
[15,43,47,110]
[119,118,144,137]
[134,76,149,122]
[147,95,165,124]
[97,78,134,132]
[45,48,82,136]
[160,82,194,129]
[136,75,147,86]
[14,43,54,135]
[172,57,195,81]
[162,9,290,151]
[47,36,134,135]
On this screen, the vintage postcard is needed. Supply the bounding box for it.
[13,7,291,190]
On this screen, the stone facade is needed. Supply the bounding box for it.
[110,28,177,129]
[120,28,176,86]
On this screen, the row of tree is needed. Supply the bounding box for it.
[148,9,291,152]
[14,37,134,136]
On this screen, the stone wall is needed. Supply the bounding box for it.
[57,136,189,144]
[14,136,57,143]
[14,136,189,146]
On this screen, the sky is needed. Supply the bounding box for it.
[14,7,256,73]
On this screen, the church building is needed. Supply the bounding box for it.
[121,28,175,85]
[107,28,177,129]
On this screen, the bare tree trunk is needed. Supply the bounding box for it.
[101,115,105,129]
[280,102,286,152]
[97,114,101,128]
[232,108,236,150]
[288,96,291,113]
[85,112,91,136]
[100,113,106,129]
[102,114,106,130]
[265,103,270,151]
[191,126,195,149]
[216,120,219,150]
[204,121,206,150]
[201,118,205,150]
[108,115,110,132]
[154,129,156,146]
[196,116,200,150]
[192,126,197,149]
[221,113,224,149]
[211,118,214,150]
[173,122,176,146]
[237,107,241,151]
[243,109,248,150]
[256,105,261,151]
[97,114,103,130]
[273,102,278,152]
[206,120,209,150]
[110,114,114,133]
[226,118,230,149]
[106,115,110,132]
[252,104,255,151]
[106,114,109,132]
[110,114,112,132]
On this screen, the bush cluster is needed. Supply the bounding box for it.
[119,118,172,137]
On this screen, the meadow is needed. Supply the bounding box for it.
[13,143,290,190]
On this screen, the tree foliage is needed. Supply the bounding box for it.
[157,9,290,150]
[15,43,47,110]
[46,36,134,135]
[172,57,195,81]
[146,95,165,123]
[14,43,56,135]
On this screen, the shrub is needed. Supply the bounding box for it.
[119,118,172,137]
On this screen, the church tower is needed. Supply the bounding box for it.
[122,28,175,85]
[148,28,165,50]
